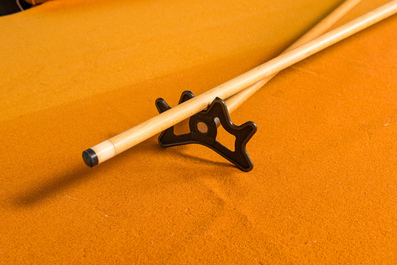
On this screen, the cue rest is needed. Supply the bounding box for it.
[155,90,257,171]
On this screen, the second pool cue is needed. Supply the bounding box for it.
[83,0,397,167]
[224,0,362,113]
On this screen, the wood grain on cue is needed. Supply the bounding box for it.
[83,0,397,167]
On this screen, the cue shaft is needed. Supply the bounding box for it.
[83,0,397,167]
[224,0,362,113]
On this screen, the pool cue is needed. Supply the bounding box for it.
[224,0,362,113]
[83,0,397,167]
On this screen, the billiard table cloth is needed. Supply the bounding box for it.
[0,0,396,263]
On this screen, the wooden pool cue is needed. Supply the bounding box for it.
[83,0,397,167]
[224,0,362,113]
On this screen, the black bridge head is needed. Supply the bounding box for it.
[155,90,257,172]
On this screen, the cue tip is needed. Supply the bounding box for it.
[82,148,99,167]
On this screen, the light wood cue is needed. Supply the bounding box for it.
[225,0,362,113]
[83,0,397,167]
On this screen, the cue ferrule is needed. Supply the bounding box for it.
[83,140,116,167]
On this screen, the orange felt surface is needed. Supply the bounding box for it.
[1,0,396,263]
